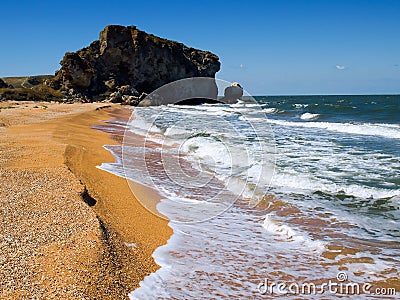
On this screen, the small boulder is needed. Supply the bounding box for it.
[106,85,140,104]
[221,82,243,103]
[121,95,140,106]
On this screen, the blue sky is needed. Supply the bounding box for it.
[1,0,399,95]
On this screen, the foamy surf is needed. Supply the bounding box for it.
[268,119,400,139]
[97,94,399,298]
[271,173,400,200]
[263,107,278,114]
[263,213,326,253]
[300,112,320,120]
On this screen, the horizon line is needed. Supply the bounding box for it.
[249,93,400,96]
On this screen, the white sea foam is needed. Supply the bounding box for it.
[294,103,309,108]
[263,213,326,253]
[129,205,331,299]
[181,135,232,170]
[268,119,400,139]
[164,126,190,138]
[271,173,400,199]
[127,115,161,135]
[263,107,278,114]
[300,112,320,120]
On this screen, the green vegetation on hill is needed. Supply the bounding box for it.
[0,75,63,102]
[0,84,63,102]
[1,75,54,88]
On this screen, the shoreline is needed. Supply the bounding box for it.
[1,100,398,298]
[96,100,400,297]
[0,101,171,299]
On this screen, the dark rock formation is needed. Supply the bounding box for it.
[138,77,219,106]
[107,85,147,105]
[20,76,43,88]
[220,82,243,104]
[0,78,9,88]
[47,25,220,101]
[137,79,243,107]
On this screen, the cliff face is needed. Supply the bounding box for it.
[48,25,220,98]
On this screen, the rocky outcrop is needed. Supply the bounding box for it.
[0,78,12,89]
[0,79,7,88]
[220,82,243,104]
[47,25,220,101]
[107,85,147,105]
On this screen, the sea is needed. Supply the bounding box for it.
[98,94,399,298]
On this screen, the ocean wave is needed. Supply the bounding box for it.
[127,115,161,134]
[263,107,278,114]
[300,112,320,120]
[263,213,326,253]
[268,119,400,139]
[293,103,309,108]
[271,173,400,200]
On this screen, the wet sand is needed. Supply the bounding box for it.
[0,101,171,299]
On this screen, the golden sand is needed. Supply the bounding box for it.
[0,101,171,299]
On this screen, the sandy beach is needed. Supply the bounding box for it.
[0,101,171,299]
[1,1,399,297]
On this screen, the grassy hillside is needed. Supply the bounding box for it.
[0,86,63,101]
[1,75,54,88]
[0,75,64,102]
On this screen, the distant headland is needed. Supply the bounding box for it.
[0,25,220,104]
